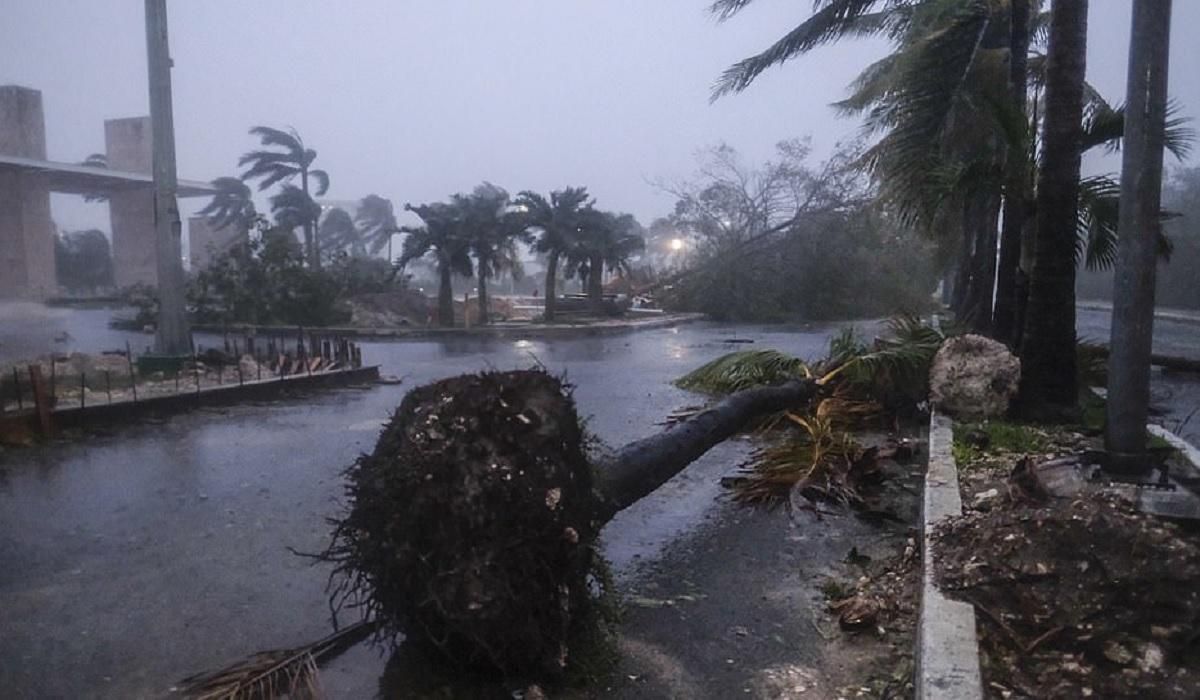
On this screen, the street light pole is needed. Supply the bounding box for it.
[145,0,191,356]
[1105,0,1173,474]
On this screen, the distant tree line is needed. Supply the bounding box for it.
[654,140,938,321]
[54,229,114,295]
[195,124,648,327]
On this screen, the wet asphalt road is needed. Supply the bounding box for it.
[0,318,867,699]
[0,307,1196,698]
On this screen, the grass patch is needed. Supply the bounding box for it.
[952,421,1048,464]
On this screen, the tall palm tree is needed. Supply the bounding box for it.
[457,183,530,324]
[566,211,646,310]
[269,184,322,254]
[198,176,260,233]
[355,194,402,260]
[239,126,329,268]
[514,187,593,322]
[1019,0,1089,415]
[992,0,1032,342]
[319,207,362,258]
[399,201,473,327]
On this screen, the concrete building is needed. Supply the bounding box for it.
[0,85,215,299]
[187,216,247,272]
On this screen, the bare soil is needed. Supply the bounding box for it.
[935,425,1200,699]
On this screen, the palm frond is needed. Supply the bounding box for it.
[675,349,812,395]
[248,125,304,154]
[708,0,757,21]
[174,620,375,700]
[309,169,330,197]
[711,0,884,100]
[1076,174,1175,271]
[1082,97,1195,161]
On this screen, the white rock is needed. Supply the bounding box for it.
[929,334,1021,419]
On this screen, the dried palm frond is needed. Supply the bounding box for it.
[674,349,811,395]
[174,620,376,700]
[725,413,867,507]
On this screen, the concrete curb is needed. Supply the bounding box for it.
[189,313,707,342]
[915,411,983,700]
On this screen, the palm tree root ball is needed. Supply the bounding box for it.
[323,369,600,676]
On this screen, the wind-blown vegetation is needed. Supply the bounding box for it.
[710,0,1194,415]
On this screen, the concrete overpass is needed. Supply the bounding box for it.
[0,84,222,299]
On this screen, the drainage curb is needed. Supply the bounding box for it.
[915,411,983,699]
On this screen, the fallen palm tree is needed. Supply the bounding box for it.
[177,316,946,697]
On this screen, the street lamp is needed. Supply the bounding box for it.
[670,238,685,252]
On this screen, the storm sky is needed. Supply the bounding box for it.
[2,0,1197,235]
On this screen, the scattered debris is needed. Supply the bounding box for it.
[937,455,1200,698]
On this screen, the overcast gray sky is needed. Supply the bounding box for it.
[2,1,1196,235]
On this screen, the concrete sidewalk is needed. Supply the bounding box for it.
[1078,301,1200,325]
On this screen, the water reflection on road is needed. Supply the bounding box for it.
[0,317,873,699]
[0,307,1196,698]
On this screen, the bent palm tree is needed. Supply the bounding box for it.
[355,194,402,260]
[319,207,362,258]
[458,183,530,324]
[566,211,646,311]
[239,126,329,268]
[198,176,260,233]
[270,184,322,254]
[400,201,473,327]
[515,187,593,322]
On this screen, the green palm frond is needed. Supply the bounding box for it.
[1081,98,1195,161]
[675,350,812,395]
[825,314,944,392]
[711,0,885,100]
[1076,174,1173,271]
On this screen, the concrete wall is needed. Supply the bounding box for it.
[105,116,157,288]
[0,85,55,299]
[188,216,247,272]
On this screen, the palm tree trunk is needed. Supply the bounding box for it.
[543,251,559,322]
[588,253,604,312]
[957,191,1001,333]
[477,267,490,326]
[438,265,455,327]
[1019,0,1088,416]
[301,169,320,269]
[993,0,1031,344]
[1105,0,1173,472]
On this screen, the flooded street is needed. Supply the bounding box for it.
[0,316,870,699]
[0,308,1197,698]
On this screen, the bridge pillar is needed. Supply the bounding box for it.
[106,116,157,288]
[0,85,56,299]
[188,215,247,272]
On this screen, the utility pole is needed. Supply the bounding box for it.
[145,0,191,356]
[1105,0,1173,474]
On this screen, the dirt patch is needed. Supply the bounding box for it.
[936,423,1200,699]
